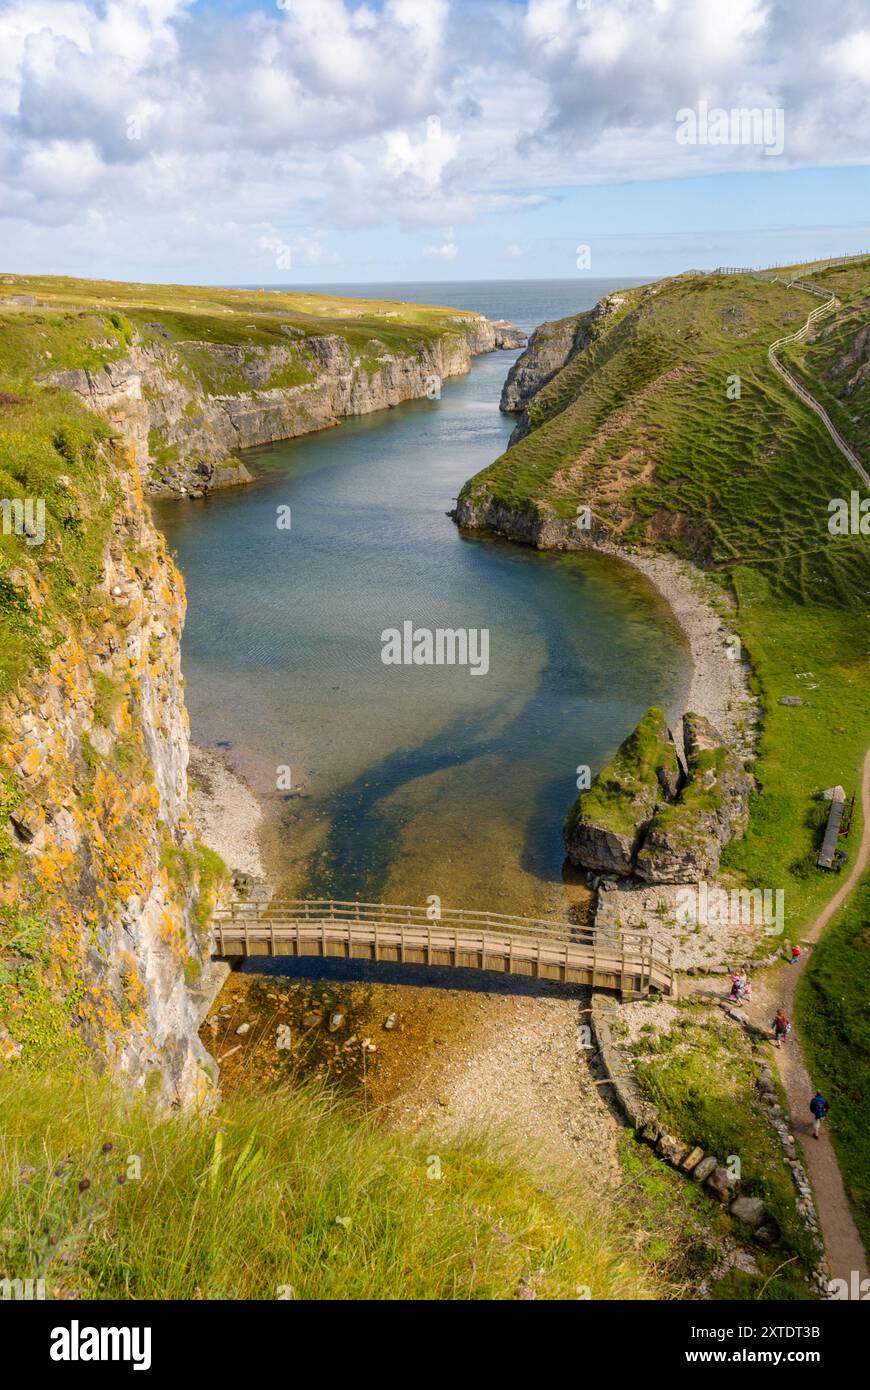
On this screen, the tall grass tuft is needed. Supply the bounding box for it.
[0,1067,659,1301]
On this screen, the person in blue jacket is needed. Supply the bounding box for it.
[810,1091,829,1139]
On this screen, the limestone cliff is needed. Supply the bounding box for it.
[499,293,631,443]
[52,315,524,498]
[1,434,222,1104]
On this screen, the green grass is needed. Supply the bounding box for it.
[462,259,870,940]
[0,1066,662,1301]
[719,571,868,940]
[460,262,870,608]
[566,705,677,837]
[798,878,870,1252]
[634,1002,817,1287]
[0,388,118,700]
[615,1131,812,1300]
[0,273,475,358]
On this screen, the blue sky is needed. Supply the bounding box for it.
[1,0,868,284]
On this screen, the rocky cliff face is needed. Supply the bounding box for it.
[0,441,221,1105]
[499,294,629,443]
[565,710,751,884]
[52,315,524,498]
[500,313,585,414]
[564,708,682,877]
[634,714,753,883]
[452,494,597,548]
[1,297,523,1099]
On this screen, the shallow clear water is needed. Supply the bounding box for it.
[154,280,690,920]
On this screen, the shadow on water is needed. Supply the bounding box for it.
[296,560,644,905]
[294,697,515,901]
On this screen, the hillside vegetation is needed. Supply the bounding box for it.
[1,273,475,365]
[460,259,870,941]
[798,877,870,1252]
[0,1065,664,1301]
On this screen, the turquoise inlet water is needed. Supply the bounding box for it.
[154,280,691,920]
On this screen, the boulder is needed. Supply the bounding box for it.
[730,1196,765,1228]
[705,1165,740,1203]
[681,1146,705,1173]
[753,1221,781,1250]
[656,1133,687,1166]
[692,1155,718,1184]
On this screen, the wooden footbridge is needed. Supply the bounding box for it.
[211,898,675,1000]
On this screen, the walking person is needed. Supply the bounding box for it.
[728,969,749,1006]
[810,1091,829,1139]
[772,1008,791,1048]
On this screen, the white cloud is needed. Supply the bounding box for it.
[424,227,458,259]
[0,0,866,275]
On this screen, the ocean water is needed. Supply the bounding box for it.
[154,279,689,920]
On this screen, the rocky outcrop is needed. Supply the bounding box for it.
[500,313,584,414]
[564,708,682,875]
[565,709,750,883]
[500,293,630,443]
[634,714,753,883]
[451,494,607,549]
[489,320,527,351]
[51,314,524,498]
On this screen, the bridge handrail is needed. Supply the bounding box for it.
[216,895,618,933]
[211,897,674,966]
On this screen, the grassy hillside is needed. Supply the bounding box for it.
[634,999,817,1296]
[460,259,870,1269]
[461,262,869,608]
[460,259,870,943]
[0,273,476,387]
[0,1065,663,1301]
